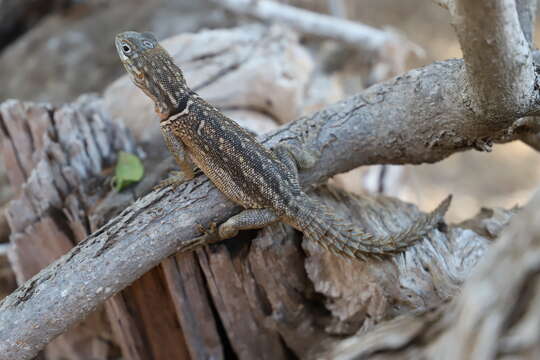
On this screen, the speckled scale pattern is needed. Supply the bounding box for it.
[164,99,303,213]
[115,31,450,261]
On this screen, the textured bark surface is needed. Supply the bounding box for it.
[451,0,534,118]
[2,4,540,358]
[516,0,537,45]
[0,96,133,358]
[211,0,422,56]
[326,191,540,360]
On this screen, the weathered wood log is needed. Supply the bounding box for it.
[325,189,540,359]
[0,97,127,358]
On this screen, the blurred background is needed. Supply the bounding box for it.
[1,0,539,298]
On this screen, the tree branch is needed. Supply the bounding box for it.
[0,244,8,257]
[451,0,535,118]
[211,0,423,57]
[516,0,537,46]
[327,0,348,19]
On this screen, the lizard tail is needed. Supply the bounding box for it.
[298,195,452,260]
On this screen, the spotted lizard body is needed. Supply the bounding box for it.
[115,31,450,260]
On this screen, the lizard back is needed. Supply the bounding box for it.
[165,98,304,212]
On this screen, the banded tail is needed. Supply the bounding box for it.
[296,195,451,260]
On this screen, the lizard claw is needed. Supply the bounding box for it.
[196,222,221,244]
[154,171,187,190]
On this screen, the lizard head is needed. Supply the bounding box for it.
[115,31,188,119]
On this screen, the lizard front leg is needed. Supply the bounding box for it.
[157,124,197,188]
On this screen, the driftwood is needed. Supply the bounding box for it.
[325,189,540,359]
[212,0,424,85]
[211,0,423,58]
[1,0,540,357]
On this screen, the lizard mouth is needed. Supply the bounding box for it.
[115,38,145,83]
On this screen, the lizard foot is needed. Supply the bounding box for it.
[180,236,207,253]
[154,171,187,190]
[196,222,221,244]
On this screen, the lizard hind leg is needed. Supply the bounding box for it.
[218,208,279,239]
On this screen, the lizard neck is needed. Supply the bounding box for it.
[128,46,192,119]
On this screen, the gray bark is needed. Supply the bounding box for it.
[211,0,423,57]
[516,0,537,45]
[325,189,540,359]
[451,0,535,119]
[0,244,7,257]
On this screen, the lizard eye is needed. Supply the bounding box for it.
[143,40,154,49]
[121,43,131,54]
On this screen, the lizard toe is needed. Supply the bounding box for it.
[154,171,187,190]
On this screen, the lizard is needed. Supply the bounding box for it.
[114,31,451,260]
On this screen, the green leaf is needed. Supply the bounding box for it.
[113,151,144,191]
